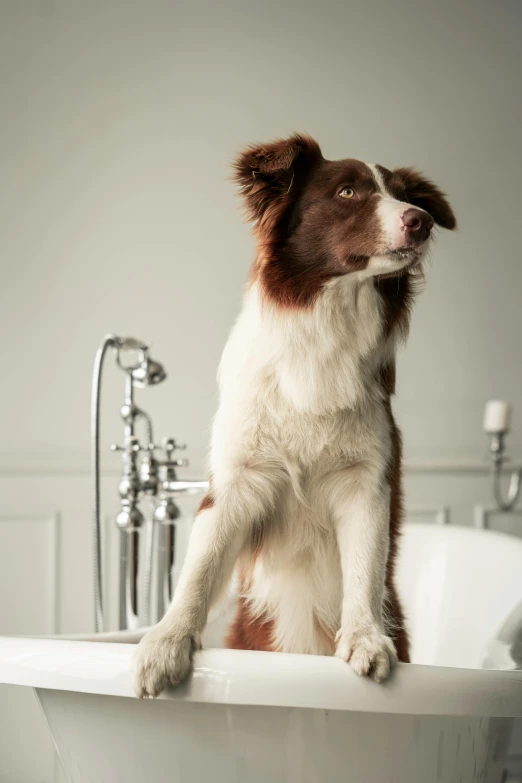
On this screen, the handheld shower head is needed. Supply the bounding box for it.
[91,333,169,633]
[131,357,167,387]
[114,336,167,387]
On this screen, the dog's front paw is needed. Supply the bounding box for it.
[132,624,201,699]
[335,628,397,683]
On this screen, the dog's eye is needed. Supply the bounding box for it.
[339,187,355,199]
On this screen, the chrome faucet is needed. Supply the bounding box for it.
[91,335,208,632]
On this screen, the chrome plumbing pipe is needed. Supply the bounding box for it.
[489,432,522,512]
[153,479,209,622]
[91,334,117,632]
[113,349,158,631]
[484,401,521,513]
[156,512,178,621]
[91,334,160,632]
[91,334,207,633]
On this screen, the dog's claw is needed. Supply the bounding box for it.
[132,626,201,699]
[335,628,397,682]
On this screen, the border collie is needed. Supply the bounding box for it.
[133,133,456,697]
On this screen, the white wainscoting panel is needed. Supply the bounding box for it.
[0,514,59,636]
[474,506,522,535]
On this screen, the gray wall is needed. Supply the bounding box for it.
[1,0,521,474]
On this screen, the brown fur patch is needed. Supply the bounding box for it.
[226,596,276,652]
[197,473,214,513]
[374,272,422,341]
[232,133,322,228]
[379,362,397,396]
[382,395,410,663]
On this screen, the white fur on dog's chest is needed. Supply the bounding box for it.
[241,467,345,653]
[213,277,391,472]
[258,276,386,415]
[213,277,394,656]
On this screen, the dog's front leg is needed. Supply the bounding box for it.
[330,470,397,682]
[133,466,283,697]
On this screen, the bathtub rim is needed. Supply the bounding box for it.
[1,636,522,718]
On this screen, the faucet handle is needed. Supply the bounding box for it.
[171,458,190,468]
[162,437,187,456]
[111,438,141,454]
[139,442,156,453]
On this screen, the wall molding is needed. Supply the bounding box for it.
[0,512,60,635]
[474,504,522,530]
[0,452,519,477]
[407,505,451,525]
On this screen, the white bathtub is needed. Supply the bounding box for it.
[2,523,522,783]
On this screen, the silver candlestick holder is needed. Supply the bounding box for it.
[484,400,521,512]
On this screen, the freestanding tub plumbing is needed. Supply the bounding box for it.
[90,334,207,633]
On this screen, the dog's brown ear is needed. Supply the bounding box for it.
[233,134,323,225]
[394,168,457,230]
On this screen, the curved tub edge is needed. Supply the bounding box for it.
[1,637,522,718]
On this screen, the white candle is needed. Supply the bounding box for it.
[483,400,512,434]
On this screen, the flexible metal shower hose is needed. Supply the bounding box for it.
[91,335,116,632]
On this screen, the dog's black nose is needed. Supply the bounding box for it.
[401,208,434,241]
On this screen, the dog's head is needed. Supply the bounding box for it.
[233,134,456,308]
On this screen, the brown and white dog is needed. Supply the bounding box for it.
[133,134,456,697]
